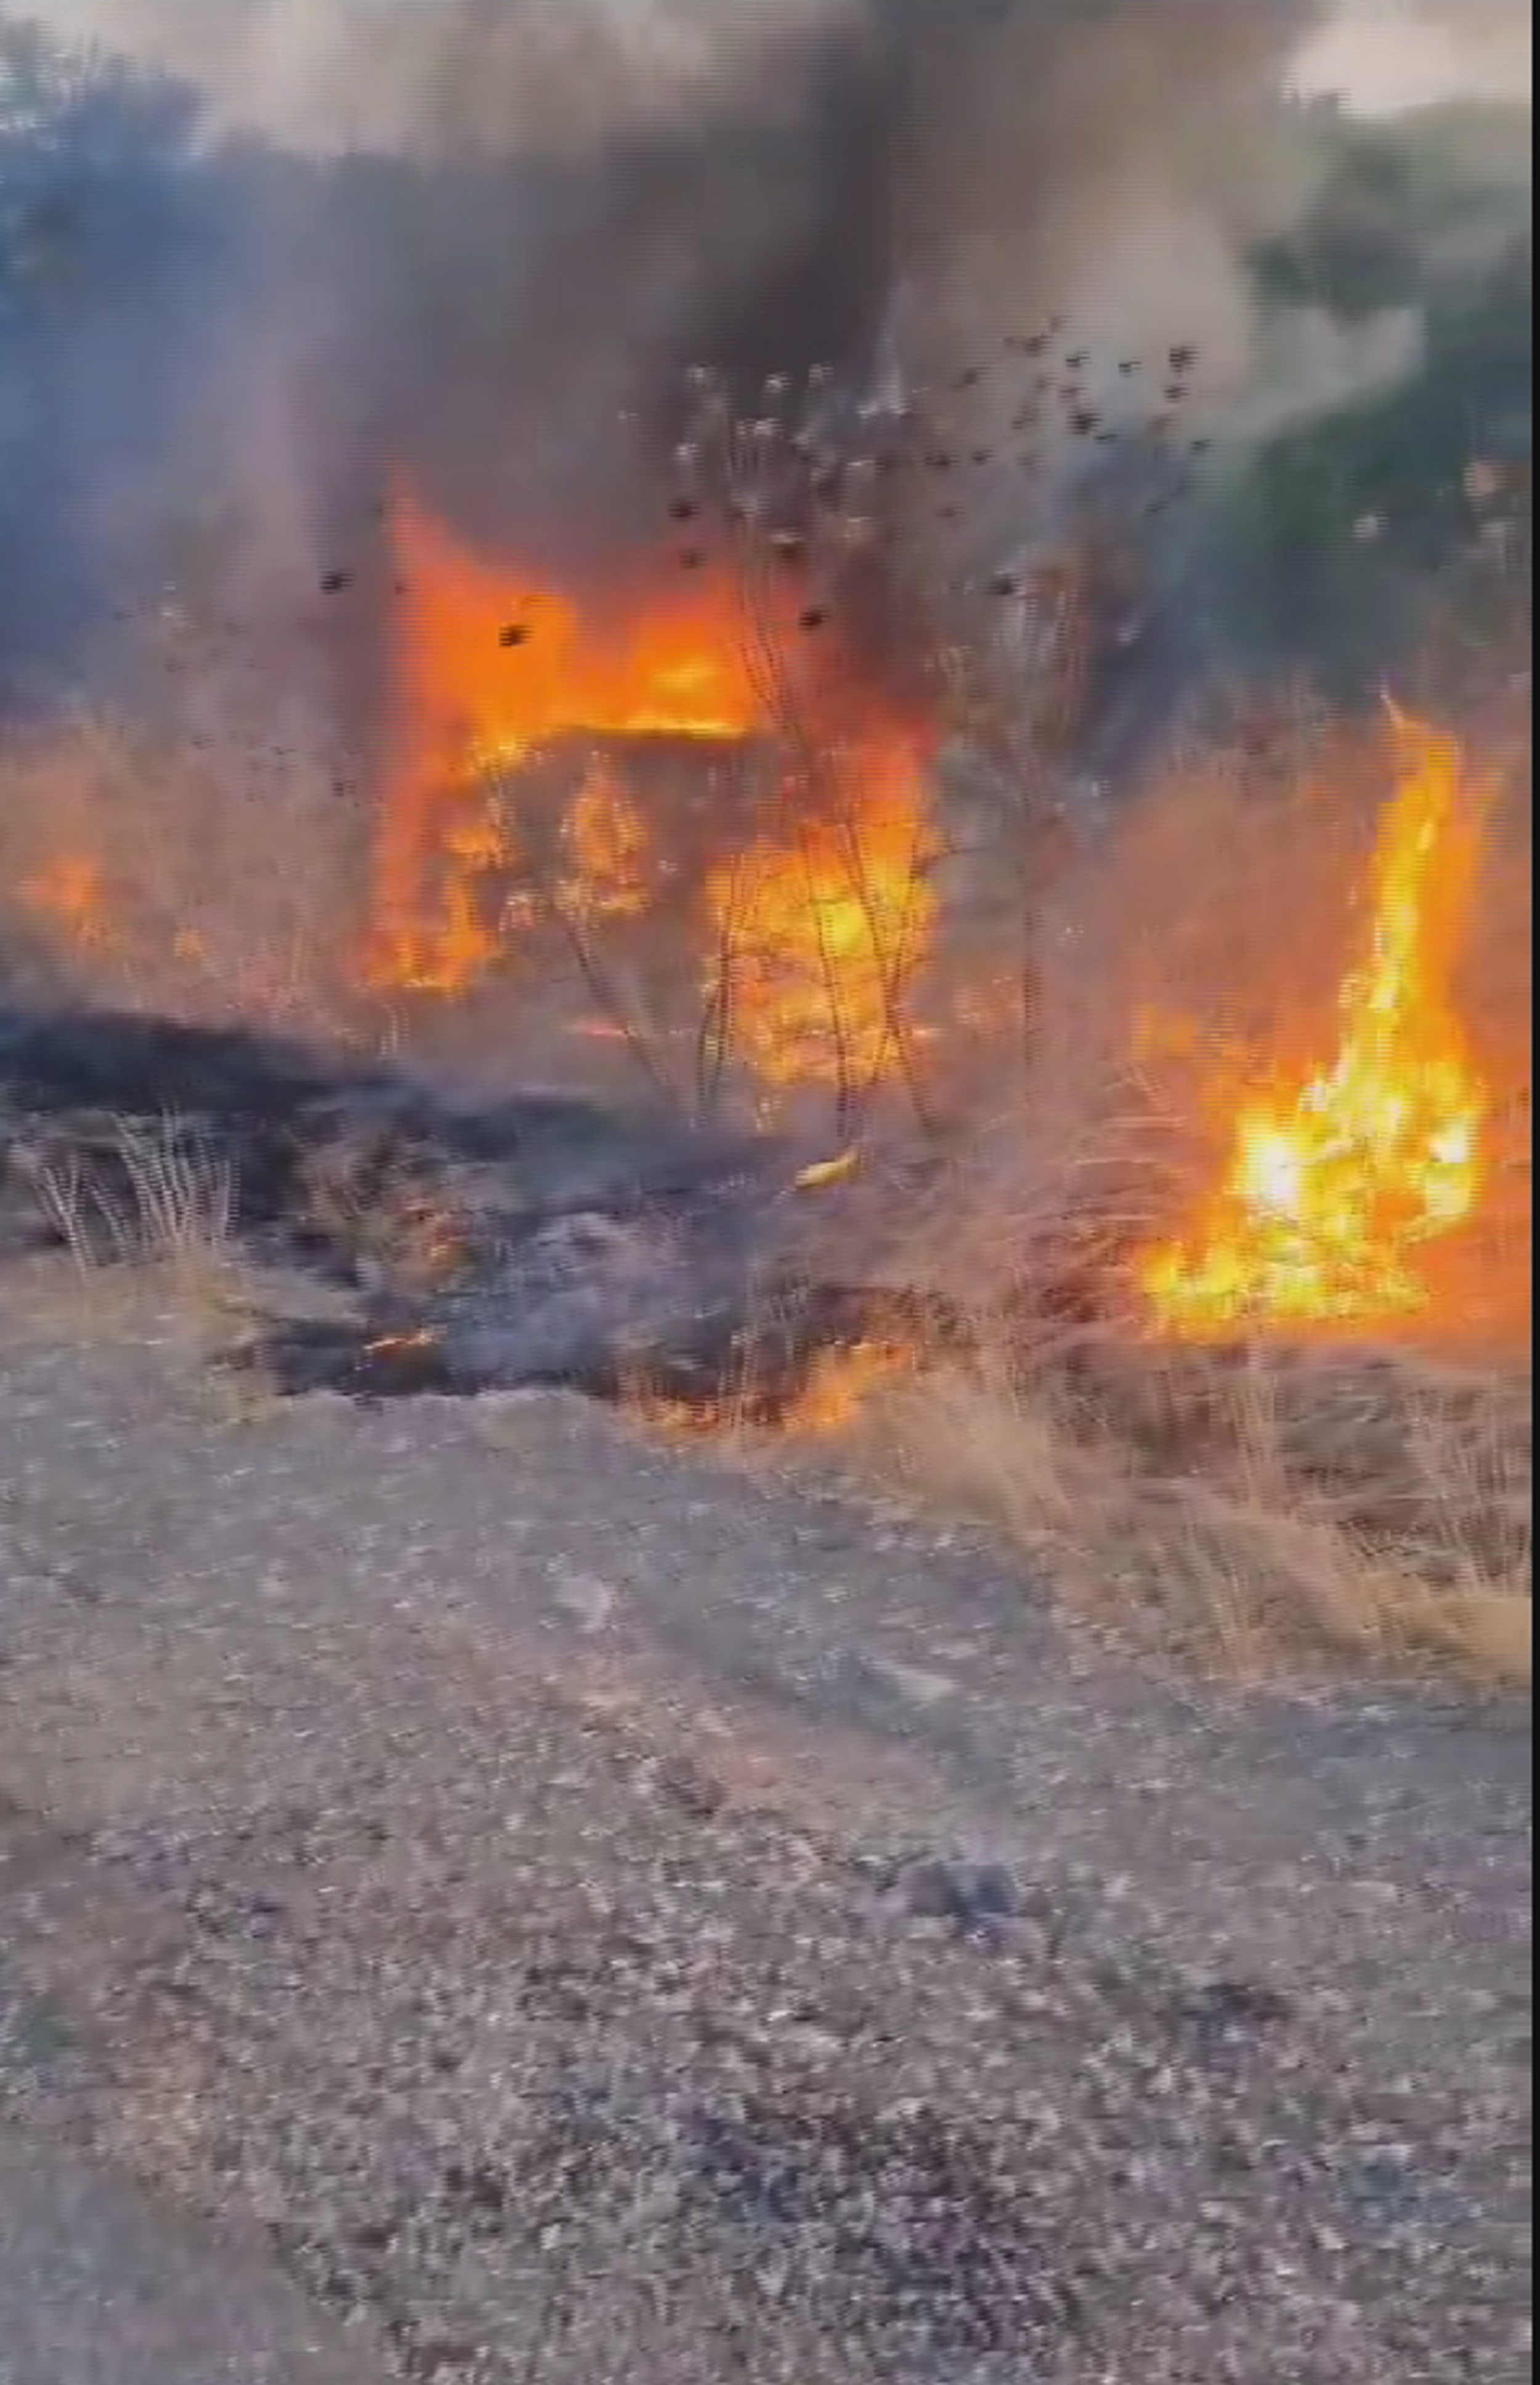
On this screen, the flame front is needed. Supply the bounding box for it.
[369,489,777,994]
[367,486,938,1105]
[1142,712,1488,1335]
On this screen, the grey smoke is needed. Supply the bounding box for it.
[0,0,1530,699]
[17,0,873,160]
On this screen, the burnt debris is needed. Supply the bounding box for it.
[0,1002,912,1410]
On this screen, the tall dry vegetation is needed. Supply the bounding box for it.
[821,670,1532,1686]
[0,654,365,1036]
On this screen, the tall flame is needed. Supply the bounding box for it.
[369,489,777,993]
[1143,711,1488,1334]
[365,486,938,1105]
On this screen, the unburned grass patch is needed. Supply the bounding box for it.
[855,1329,1532,1686]
[0,1115,276,1397]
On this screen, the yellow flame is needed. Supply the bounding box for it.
[1143,711,1488,1334]
[703,737,936,1094]
[558,756,652,922]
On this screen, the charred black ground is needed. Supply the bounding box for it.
[0,1000,936,1406]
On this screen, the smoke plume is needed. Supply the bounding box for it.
[0,0,1530,710]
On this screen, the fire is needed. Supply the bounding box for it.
[1143,710,1488,1335]
[369,489,778,993]
[20,853,116,952]
[367,484,938,1103]
[560,755,652,923]
[634,1333,913,1441]
[703,732,938,1094]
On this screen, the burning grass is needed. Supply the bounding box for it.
[1020,728,1520,1684]
[643,1099,1531,1686]
[1138,711,1489,1333]
[642,696,1533,1686]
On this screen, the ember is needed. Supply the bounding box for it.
[1142,711,1489,1336]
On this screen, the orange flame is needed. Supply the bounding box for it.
[20,853,116,953]
[561,755,652,923]
[1143,711,1488,1335]
[368,489,776,993]
[703,732,938,1093]
[366,485,938,1103]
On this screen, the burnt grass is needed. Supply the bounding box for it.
[0,999,935,1411]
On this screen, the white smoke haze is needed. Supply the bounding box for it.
[1291,0,1532,120]
[25,1,1531,161]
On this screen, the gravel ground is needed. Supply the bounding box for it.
[0,1282,1531,2383]
[0,2118,379,2384]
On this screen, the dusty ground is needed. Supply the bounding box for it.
[0,1268,1531,2383]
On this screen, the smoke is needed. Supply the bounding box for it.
[0,0,1530,712]
[1291,1,1532,120]
[2,2,896,618]
[17,1,883,158]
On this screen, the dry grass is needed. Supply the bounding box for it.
[706,1083,1533,1687]
[675,690,1534,1689]
[1,1116,259,1368]
[2,526,1530,1689]
[858,1332,1531,1686]
[0,701,360,1032]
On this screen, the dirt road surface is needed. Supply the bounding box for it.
[1,1284,1530,2383]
